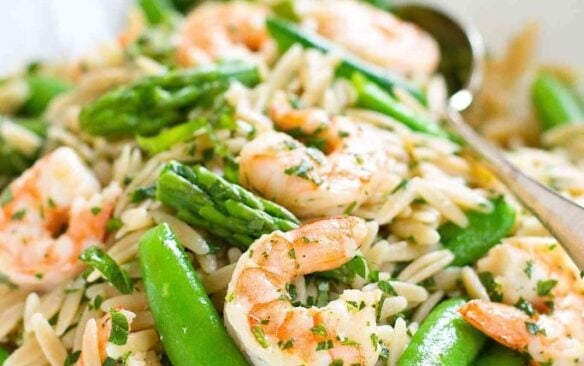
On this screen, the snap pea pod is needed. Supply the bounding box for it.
[398,298,487,366]
[352,73,449,138]
[79,61,260,138]
[531,72,584,132]
[265,18,426,103]
[20,75,71,116]
[0,346,9,365]
[473,343,525,366]
[439,196,516,266]
[139,224,248,366]
[156,161,299,247]
[139,0,176,25]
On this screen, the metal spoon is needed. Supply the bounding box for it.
[394,4,584,269]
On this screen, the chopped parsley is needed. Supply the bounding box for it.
[536,279,558,297]
[90,207,101,215]
[391,178,409,194]
[106,218,123,232]
[310,324,328,337]
[279,338,295,350]
[109,309,129,345]
[525,322,546,336]
[0,188,13,206]
[316,340,334,351]
[514,297,535,316]
[251,326,269,348]
[523,260,534,279]
[63,351,81,366]
[11,209,26,221]
[284,161,321,185]
[478,272,503,302]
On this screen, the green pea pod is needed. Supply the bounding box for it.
[473,343,525,366]
[531,72,584,132]
[265,17,426,103]
[20,75,71,116]
[0,346,9,365]
[352,73,449,138]
[439,196,516,266]
[139,224,248,366]
[398,298,486,366]
[139,0,176,25]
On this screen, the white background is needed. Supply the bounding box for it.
[0,0,582,75]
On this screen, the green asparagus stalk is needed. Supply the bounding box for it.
[266,17,425,103]
[79,61,260,138]
[156,161,300,247]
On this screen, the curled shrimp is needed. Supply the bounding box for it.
[459,239,584,364]
[177,2,271,66]
[0,147,120,290]
[238,97,402,218]
[224,216,384,366]
[297,0,440,76]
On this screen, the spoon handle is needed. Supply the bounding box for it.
[447,108,584,269]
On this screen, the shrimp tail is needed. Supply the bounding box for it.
[459,299,530,352]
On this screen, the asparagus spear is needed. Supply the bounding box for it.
[79,61,260,138]
[156,161,299,247]
[266,17,425,103]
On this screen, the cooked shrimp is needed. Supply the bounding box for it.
[0,147,120,291]
[460,239,584,364]
[297,0,440,76]
[239,97,402,218]
[177,2,271,66]
[224,216,384,366]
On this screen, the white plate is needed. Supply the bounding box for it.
[0,0,582,75]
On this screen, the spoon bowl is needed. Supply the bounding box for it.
[394,3,584,269]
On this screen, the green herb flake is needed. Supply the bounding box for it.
[63,351,81,366]
[378,280,398,296]
[279,338,295,350]
[391,179,409,194]
[90,207,101,215]
[79,246,134,294]
[11,209,26,221]
[0,188,13,207]
[343,201,358,215]
[316,339,334,351]
[479,272,503,302]
[311,324,328,337]
[525,321,546,336]
[106,218,123,232]
[109,309,129,345]
[523,260,534,279]
[251,326,270,348]
[537,279,558,297]
[515,297,535,316]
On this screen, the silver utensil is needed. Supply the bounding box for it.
[394,4,584,269]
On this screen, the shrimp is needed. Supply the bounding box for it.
[177,2,271,66]
[224,216,384,366]
[238,97,402,218]
[0,147,121,291]
[459,239,584,364]
[297,0,440,76]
